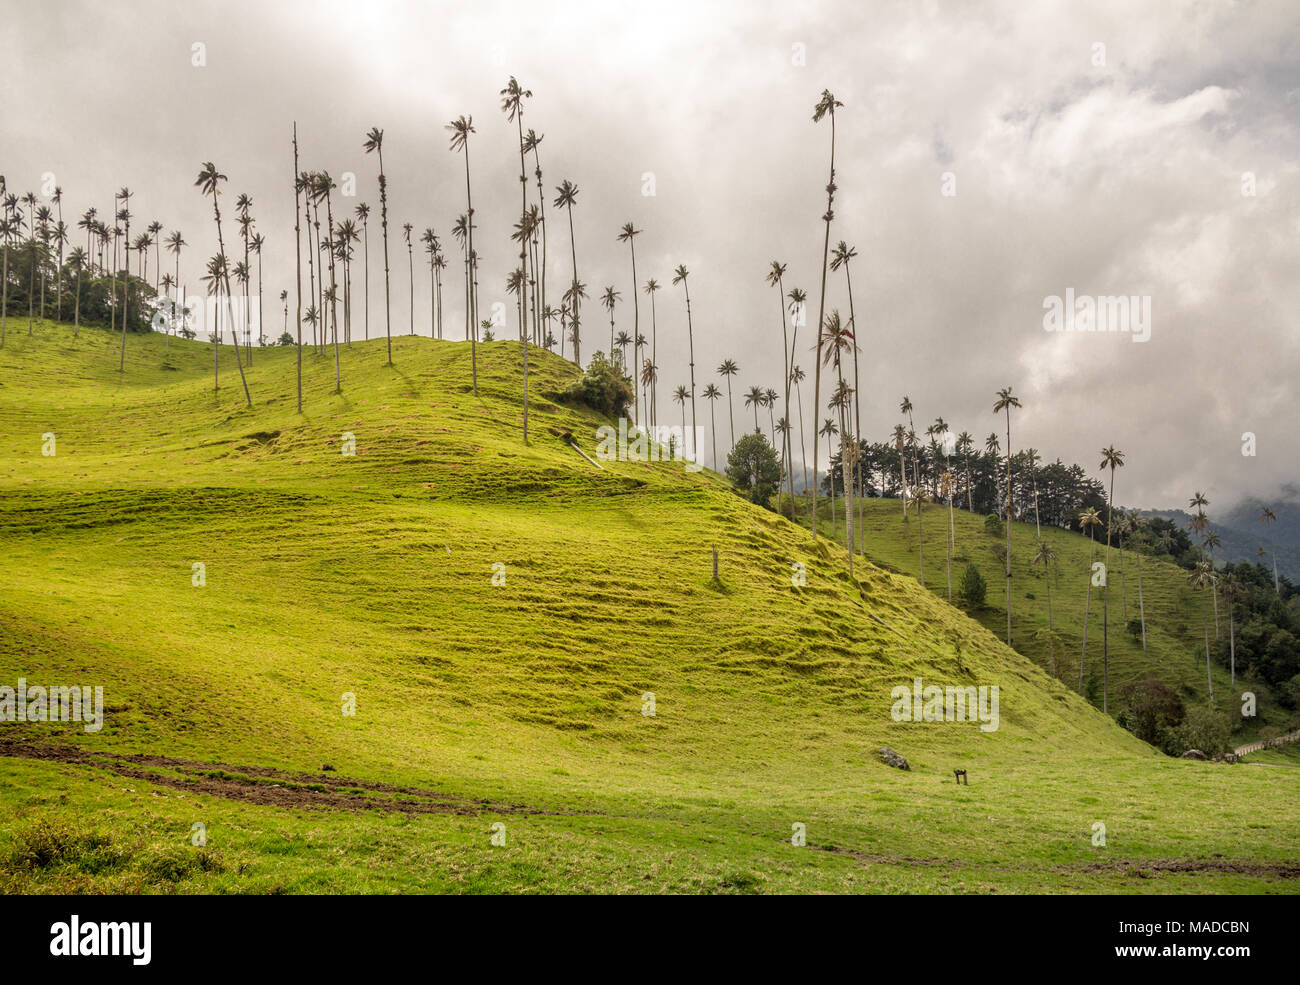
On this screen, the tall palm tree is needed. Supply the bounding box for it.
[292,123,304,410]
[354,202,371,340]
[68,246,86,338]
[640,278,662,423]
[955,432,975,512]
[767,260,794,509]
[718,359,739,452]
[1079,506,1102,692]
[600,286,620,359]
[446,114,478,344]
[1125,509,1149,655]
[702,383,722,470]
[1098,445,1125,712]
[640,359,658,434]
[671,264,697,441]
[822,311,855,572]
[615,330,632,366]
[820,417,839,537]
[809,89,843,541]
[421,228,438,337]
[1188,560,1217,700]
[1032,539,1059,676]
[501,76,534,378]
[790,364,810,500]
[993,386,1022,645]
[617,223,642,422]
[764,387,780,446]
[553,179,580,364]
[744,384,764,433]
[362,127,392,364]
[506,265,531,443]
[672,384,689,457]
[1260,506,1280,594]
[251,232,265,347]
[523,129,548,330]
[116,188,132,361]
[831,241,864,549]
[195,162,251,405]
[402,223,414,335]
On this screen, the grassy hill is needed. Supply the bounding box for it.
[841,499,1297,739]
[0,320,1296,894]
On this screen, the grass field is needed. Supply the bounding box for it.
[0,320,1296,894]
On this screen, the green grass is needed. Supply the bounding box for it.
[0,320,1296,893]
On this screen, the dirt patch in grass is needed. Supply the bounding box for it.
[0,736,580,819]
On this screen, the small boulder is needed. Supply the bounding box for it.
[1180,749,1208,760]
[879,746,910,771]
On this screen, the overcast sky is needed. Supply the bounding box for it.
[3,0,1297,512]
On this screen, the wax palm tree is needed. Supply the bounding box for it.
[744,384,765,433]
[1260,506,1280,594]
[523,129,548,330]
[291,124,304,409]
[993,386,1022,644]
[600,286,620,358]
[115,188,132,356]
[251,232,265,347]
[421,228,438,338]
[617,222,643,421]
[717,359,739,452]
[195,163,250,404]
[827,379,855,572]
[767,260,794,508]
[614,330,632,367]
[354,202,371,340]
[68,246,86,338]
[1188,561,1217,700]
[506,265,531,443]
[642,277,663,424]
[640,359,658,435]
[1079,506,1102,692]
[702,383,722,471]
[165,230,186,305]
[672,384,689,456]
[790,364,810,500]
[820,417,839,537]
[201,254,226,390]
[553,179,580,363]
[1032,539,1059,675]
[764,387,779,445]
[831,241,864,547]
[147,219,162,296]
[0,209,15,347]
[501,77,533,365]
[671,264,697,440]
[892,425,909,516]
[362,127,392,364]
[809,89,843,541]
[1122,510,1149,656]
[1096,445,1125,711]
[956,432,975,512]
[401,223,414,335]
[195,163,250,402]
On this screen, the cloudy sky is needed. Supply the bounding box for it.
[3,0,1296,511]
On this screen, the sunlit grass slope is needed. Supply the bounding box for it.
[0,320,1295,894]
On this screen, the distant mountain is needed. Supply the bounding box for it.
[1142,492,1300,583]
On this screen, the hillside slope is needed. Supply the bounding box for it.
[0,321,1296,894]
[849,500,1297,739]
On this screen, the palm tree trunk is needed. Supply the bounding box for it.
[810,111,836,541]
[1080,537,1094,692]
[1136,548,1147,655]
[293,124,304,412]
